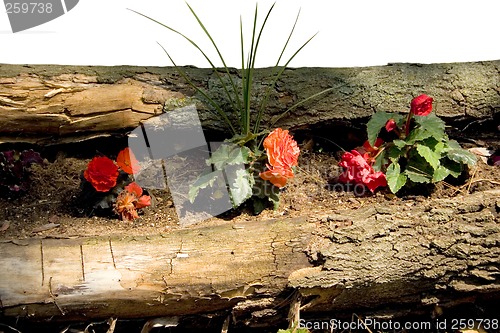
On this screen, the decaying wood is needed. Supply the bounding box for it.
[0,61,499,144]
[0,69,185,144]
[291,189,500,317]
[0,217,313,322]
[1,190,498,326]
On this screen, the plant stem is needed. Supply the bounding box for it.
[404,111,413,137]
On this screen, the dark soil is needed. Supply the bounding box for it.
[0,135,498,241]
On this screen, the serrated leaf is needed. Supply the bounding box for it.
[416,144,441,170]
[229,168,254,207]
[386,162,407,193]
[446,147,477,166]
[404,155,433,183]
[387,145,403,163]
[393,139,407,149]
[20,149,43,166]
[441,158,463,178]
[188,170,221,203]
[446,139,462,150]
[414,113,445,140]
[433,141,446,154]
[208,144,251,170]
[405,169,432,183]
[207,144,231,169]
[422,136,440,150]
[432,165,451,182]
[406,127,433,144]
[367,111,394,146]
[227,145,251,165]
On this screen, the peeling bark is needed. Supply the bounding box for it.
[1,61,499,145]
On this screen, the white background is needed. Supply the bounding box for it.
[1,0,499,68]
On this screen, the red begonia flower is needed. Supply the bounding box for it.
[116,147,141,175]
[84,156,119,192]
[259,128,300,188]
[361,138,384,164]
[410,94,433,116]
[338,150,387,193]
[363,138,384,153]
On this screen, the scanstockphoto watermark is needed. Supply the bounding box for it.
[299,318,436,331]
[299,318,499,331]
[297,162,370,197]
[3,0,79,32]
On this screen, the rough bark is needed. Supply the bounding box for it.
[0,61,499,145]
[1,190,498,326]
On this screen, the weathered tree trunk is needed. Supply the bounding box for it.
[1,190,499,327]
[0,61,499,145]
[0,217,313,323]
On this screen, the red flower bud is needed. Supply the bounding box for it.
[410,94,433,116]
[385,119,397,132]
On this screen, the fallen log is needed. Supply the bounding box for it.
[1,190,498,328]
[0,217,313,322]
[0,61,499,145]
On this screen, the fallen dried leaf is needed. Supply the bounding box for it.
[32,223,60,233]
[141,317,179,333]
[48,215,59,224]
[106,318,117,333]
[468,147,493,163]
[0,221,10,232]
[12,239,29,246]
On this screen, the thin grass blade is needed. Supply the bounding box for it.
[129,8,239,131]
[157,43,236,134]
[254,8,316,133]
[185,3,242,117]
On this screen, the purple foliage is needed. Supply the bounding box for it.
[0,149,43,192]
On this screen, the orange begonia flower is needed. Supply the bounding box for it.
[114,182,151,221]
[259,128,300,188]
[260,165,295,188]
[116,147,141,175]
[114,191,140,222]
[263,128,300,169]
[135,194,151,209]
[125,181,143,197]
